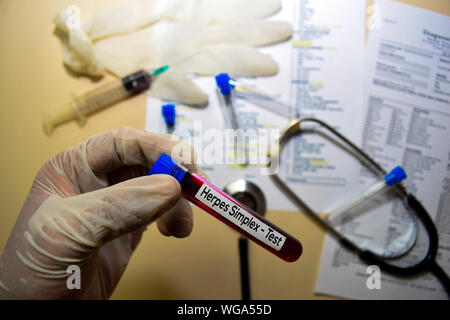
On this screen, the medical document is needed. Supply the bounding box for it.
[315,0,450,299]
[146,0,367,212]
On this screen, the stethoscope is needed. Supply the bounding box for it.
[266,117,450,297]
[223,179,267,300]
[215,74,449,298]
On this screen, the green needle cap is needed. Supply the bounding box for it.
[152,65,170,76]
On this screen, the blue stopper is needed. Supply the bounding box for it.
[149,153,186,184]
[215,73,234,95]
[162,104,176,126]
[384,166,407,186]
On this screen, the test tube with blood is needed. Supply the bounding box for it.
[149,153,303,262]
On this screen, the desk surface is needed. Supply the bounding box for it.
[0,0,448,299]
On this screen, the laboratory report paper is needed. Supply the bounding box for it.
[315,0,450,299]
[146,0,367,213]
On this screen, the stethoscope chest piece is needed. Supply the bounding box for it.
[223,179,267,217]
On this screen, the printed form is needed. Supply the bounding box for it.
[315,0,450,299]
[146,0,366,213]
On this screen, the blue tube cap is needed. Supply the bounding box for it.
[162,104,176,126]
[215,73,235,95]
[384,166,407,186]
[149,153,186,184]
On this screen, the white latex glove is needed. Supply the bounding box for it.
[0,127,206,299]
[53,0,292,105]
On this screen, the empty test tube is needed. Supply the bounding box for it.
[326,166,407,225]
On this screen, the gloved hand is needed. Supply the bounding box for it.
[53,0,292,105]
[0,127,206,299]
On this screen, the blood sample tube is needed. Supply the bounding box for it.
[149,153,303,262]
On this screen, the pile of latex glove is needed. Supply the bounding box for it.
[53,0,292,106]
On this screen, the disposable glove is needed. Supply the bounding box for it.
[0,127,206,299]
[53,0,292,105]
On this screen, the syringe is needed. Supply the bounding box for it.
[42,65,169,135]
[215,73,297,119]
